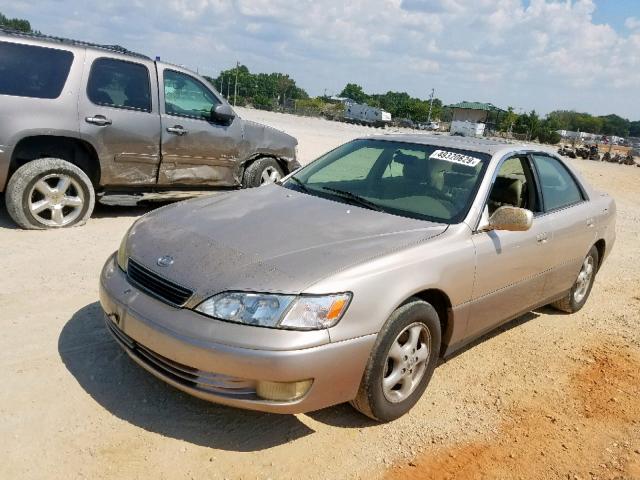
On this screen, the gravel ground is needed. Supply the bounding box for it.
[0,109,638,480]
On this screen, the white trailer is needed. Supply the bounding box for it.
[344,103,392,127]
[450,120,485,137]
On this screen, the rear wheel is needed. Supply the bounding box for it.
[351,299,441,422]
[5,158,95,229]
[242,158,284,188]
[551,245,599,313]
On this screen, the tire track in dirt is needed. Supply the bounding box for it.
[385,341,640,480]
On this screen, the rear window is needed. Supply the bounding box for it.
[0,41,73,99]
[87,58,151,112]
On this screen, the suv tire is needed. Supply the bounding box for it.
[351,299,441,422]
[242,158,284,188]
[6,158,95,229]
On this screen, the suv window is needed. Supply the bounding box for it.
[164,70,220,120]
[532,154,583,211]
[87,58,151,112]
[0,41,73,99]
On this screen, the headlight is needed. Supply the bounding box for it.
[195,292,351,330]
[116,227,132,271]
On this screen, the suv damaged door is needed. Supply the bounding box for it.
[158,67,245,186]
[79,53,161,185]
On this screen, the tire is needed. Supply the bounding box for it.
[351,299,441,422]
[5,157,95,230]
[551,245,599,313]
[242,158,284,188]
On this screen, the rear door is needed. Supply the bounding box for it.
[157,67,244,186]
[468,155,555,338]
[530,153,596,298]
[79,52,161,186]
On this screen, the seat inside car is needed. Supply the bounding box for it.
[488,176,523,214]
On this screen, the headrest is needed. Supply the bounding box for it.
[491,176,522,205]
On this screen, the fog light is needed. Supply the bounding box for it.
[256,379,313,401]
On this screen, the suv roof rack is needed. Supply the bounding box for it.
[0,27,150,60]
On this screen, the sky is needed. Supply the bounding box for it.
[2,0,639,119]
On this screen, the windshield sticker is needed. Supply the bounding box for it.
[429,150,481,167]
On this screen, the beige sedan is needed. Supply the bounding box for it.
[100,135,616,421]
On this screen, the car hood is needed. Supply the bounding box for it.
[127,185,447,297]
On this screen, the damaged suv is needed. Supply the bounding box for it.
[0,29,299,229]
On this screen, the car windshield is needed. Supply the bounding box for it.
[284,139,491,223]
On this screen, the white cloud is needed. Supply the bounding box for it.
[625,17,640,30]
[3,0,640,118]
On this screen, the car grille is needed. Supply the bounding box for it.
[105,318,257,398]
[126,258,193,307]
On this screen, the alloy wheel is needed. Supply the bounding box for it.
[382,322,431,403]
[28,174,85,227]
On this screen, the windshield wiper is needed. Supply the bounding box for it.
[320,187,383,212]
[286,176,311,194]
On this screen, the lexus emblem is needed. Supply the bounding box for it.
[157,255,174,267]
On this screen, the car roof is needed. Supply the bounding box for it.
[0,27,149,60]
[360,134,538,156]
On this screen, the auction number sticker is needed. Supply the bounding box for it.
[429,149,480,167]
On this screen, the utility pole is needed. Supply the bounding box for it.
[234,61,239,107]
[226,75,230,100]
[219,75,223,95]
[427,88,435,124]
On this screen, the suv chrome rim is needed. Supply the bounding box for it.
[28,174,84,227]
[574,255,595,303]
[260,166,282,185]
[382,322,431,403]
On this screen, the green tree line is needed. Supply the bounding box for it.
[0,11,37,33]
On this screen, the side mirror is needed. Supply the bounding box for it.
[210,104,235,124]
[486,206,533,232]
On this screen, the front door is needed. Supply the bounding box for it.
[157,68,244,186]
[79,53,161,186]
[467,155,555,339]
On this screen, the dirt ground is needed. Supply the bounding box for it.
[0,109,638,480]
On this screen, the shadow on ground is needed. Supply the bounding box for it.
[58,302,316,452]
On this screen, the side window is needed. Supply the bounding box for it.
[87,58,151,112]
[531,155,583,211]
[163,70,220,120]
[0,41,73,99]
[488,156,539,215]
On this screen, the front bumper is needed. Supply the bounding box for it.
[99,254,375,414]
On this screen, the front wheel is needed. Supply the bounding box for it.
[351,299,441,422]
[5,158,95,230]
[242,158,284,188]
[551,245,599,313]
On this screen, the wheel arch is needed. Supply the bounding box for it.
[8,135,101,189]
[594,238,606,270]
[403,288,453,358]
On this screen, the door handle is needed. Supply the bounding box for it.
[166,125,187,136]
[536,232,548,243]
[586,217,595,228]
[85,115,112,126]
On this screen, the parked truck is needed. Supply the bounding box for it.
[0,29,299,229]
[450,120,485,138]
[344,102,391,128]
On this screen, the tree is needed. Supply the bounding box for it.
[339,83,367,103]
[0,12,36,33]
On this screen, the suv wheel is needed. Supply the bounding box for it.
[351,299,441,422]
[242,158,284,188]
[5,158,95,229]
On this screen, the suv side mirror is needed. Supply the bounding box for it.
[486,206,533,232]
[210,104,235,124]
